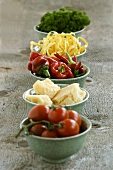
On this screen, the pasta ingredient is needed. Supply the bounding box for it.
[30,31,88,57]
[25,79,86,106]
[33,78,60,99]
[52,83,86,105]
[26,94,53,106]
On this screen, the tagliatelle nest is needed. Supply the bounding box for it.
[30,31,88,57]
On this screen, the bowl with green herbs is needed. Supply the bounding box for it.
[34,6,90,39]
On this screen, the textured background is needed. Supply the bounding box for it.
[0,0,113,169]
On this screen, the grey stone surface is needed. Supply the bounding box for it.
[0,0,113,169]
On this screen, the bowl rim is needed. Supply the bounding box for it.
[30,63,90,82]
[34,25,85,34]
[23,86,89,107]
[76,49,86,57]
[20,115,92,140]
[34,25,48,35]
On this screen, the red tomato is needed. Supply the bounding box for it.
[41,129,58,138]
[68,110,82,127]
[48,107,68,123]
[57,119,80,137]
[28,105,50,121]
[29,52,42,61]
[29,124,46,136]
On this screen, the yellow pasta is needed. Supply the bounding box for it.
[30,31,88,57]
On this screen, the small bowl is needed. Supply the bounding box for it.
[20,115,92,163]
[30,64,90,87]
[34,25,85,39]
[23,86,89,114]
[76,49,87,62]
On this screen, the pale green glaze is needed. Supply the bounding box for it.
[20,116,92,163]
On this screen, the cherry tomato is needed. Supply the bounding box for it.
[41,129,58,138]
[29,52,42,61]
[68,110,82,127]
[27,61,32,71]
[48,107,68,123]
[57,119,80,137]
[28,105,50,121]
[29,124,46,136]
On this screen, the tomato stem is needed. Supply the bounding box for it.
[50,105,57,110]
[15,119,64,138]
[15,127,24,138]
[53,122,63,129]
[15,119,51,138]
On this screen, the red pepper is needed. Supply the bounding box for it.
[73,55,77,62]
[66,52,81,71]
[78,66,86,75]
[76,62,81,70]
[32,56,50,78]
[54,52,78,71]
[29,52,42,61]
[44,56,58,65]
[50,62,74,79]
[54,53,68,64]
[69,62,82,72]
[27,61,32,71]
[66,52,86,77]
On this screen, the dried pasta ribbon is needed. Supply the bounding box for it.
[30,32,88,57]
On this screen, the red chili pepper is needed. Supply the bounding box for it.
[54,53,68,64]
[50,62,74,79]
[44,56,58,65]
[78,66,86,74]
[73,55,77,62]
[52,57,61,62]
[75,62,81,70]
[65,52,78,71]
[74,65,86,77]
[32,56,50,77]
[66,52,82,70]
[66,52,86,77]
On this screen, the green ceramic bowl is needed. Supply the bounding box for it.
[34,25,85,39]
[23,86,89,114]
[76,49,87,62]
[20,115,92,163]
[30,64,90,88]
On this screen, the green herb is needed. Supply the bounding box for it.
[37,6,90,33]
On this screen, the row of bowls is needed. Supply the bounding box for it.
[20,29,92,163]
